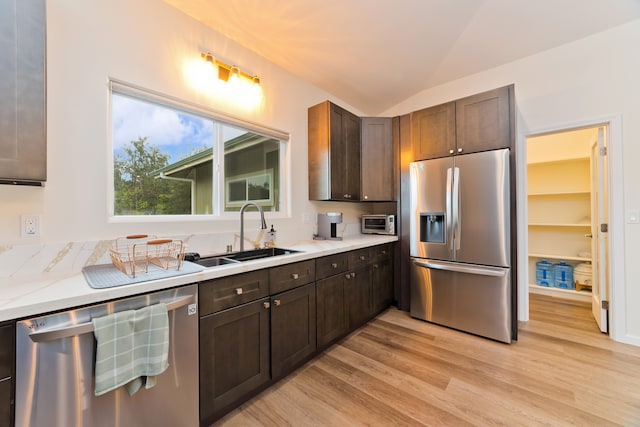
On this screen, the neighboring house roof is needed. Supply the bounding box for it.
[151,148,213,178]
[150,132,276,178]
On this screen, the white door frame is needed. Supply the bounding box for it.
[517,114,627,343]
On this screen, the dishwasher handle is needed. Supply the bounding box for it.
[28,294,194,343]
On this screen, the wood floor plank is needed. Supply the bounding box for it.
[213,295,640,426]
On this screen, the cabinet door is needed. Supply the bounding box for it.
[0,323,12,380]
[199,298,270,421]
[330,104,361,200]
[316,274,348,347]
[361,117,394,201]
[0,378,9,427]
[0,323,13,427]
[346,265,372,328]
[371,258,393,315]
[271,283,316,378]
[308,101,361,201]
[455,85,512,155]
[0,0,46,184]
[410,102,455,160]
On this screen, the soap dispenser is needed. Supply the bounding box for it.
[266,224,277,247]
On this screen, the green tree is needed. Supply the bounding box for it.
[114,137,190,215]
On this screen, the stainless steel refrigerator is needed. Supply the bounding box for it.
[409,148,512,343]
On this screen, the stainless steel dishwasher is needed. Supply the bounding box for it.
[15,284,199,427]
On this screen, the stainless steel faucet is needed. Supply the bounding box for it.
[239,202,267,251]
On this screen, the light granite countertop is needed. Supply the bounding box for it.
[0,235,397,322]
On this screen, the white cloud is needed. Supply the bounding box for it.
[112,94,213,150]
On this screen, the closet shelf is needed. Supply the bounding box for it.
[528,253,591,262]
[528,223,591,228]
[528,191,590,197]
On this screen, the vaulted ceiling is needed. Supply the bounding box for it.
[164,0,640,115]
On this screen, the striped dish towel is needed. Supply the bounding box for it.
[92,303,169,396]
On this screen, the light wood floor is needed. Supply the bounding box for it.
[214,294,640,426]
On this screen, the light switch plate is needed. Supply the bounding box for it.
[627,209,640,224]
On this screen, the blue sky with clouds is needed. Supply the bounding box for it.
[112,94,214,163]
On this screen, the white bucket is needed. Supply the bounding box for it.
[574,263,592,286]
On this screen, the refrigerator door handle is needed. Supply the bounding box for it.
[446,167,453,251]
[412,258,508,277]
[452,167,461,251]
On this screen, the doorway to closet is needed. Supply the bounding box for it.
[526,124,609,333]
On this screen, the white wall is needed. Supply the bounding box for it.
[0,0,372,253]
[383,20,640,345]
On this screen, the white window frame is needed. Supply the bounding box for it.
[107,79,290,222]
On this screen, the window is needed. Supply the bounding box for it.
[110,81,288,217]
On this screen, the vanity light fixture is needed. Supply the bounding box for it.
[200,52,261,89]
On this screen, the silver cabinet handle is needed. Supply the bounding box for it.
[235,287,243,295]
[345,273,351,279]
[263,301,271,309]
[381,250,386,255]
[359,255,365,261]
[291,273,299,279]
[274,299,281,306]
[29,295,194,343]
[457,147,462,153]
[373,264,379,269]
[351,272,356,278]
[449,149,454,154]
[585,233,593,238]
[331,263,338,268]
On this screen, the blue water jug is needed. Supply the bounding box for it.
[554,262,574,289]
[535,260,554,287]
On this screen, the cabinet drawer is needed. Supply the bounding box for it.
[0,324,13,380]
[370,244,393,264]
[348,248,371,269]
[315,253,348,280]
[270,260,315,294]
[199,270,269,316]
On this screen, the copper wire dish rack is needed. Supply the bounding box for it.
[110,234,186,277]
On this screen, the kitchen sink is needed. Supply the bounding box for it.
[194,256,241,268]
[191,247,300,268]
[226,247,300,261]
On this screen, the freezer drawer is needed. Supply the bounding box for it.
[410,259,511,343]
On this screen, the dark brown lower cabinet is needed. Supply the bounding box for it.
[271,283,316,378]
[346,265,372,327]
[371,257,393,315]
[0,322,13,427]
[316,273,348,347]
[199,298,270,421]
[0,378,10,426]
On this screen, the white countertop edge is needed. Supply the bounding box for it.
[0,236,397,322]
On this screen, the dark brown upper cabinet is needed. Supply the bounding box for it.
[0,0,47,185]
[361,117,394,201]
[308,101,361,201]
[411,85,514,160]
[411,101,456,161]
[309,101,396,202]
[455,85,513,155]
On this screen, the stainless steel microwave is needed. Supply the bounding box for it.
[361,214,396,235]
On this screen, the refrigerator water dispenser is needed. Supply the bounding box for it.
[420,213,445,243]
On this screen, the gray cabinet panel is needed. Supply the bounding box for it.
[0,0,46,184]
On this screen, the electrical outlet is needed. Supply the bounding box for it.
[21,215,40,236]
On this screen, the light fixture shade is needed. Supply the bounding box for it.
[228,66,240,85]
